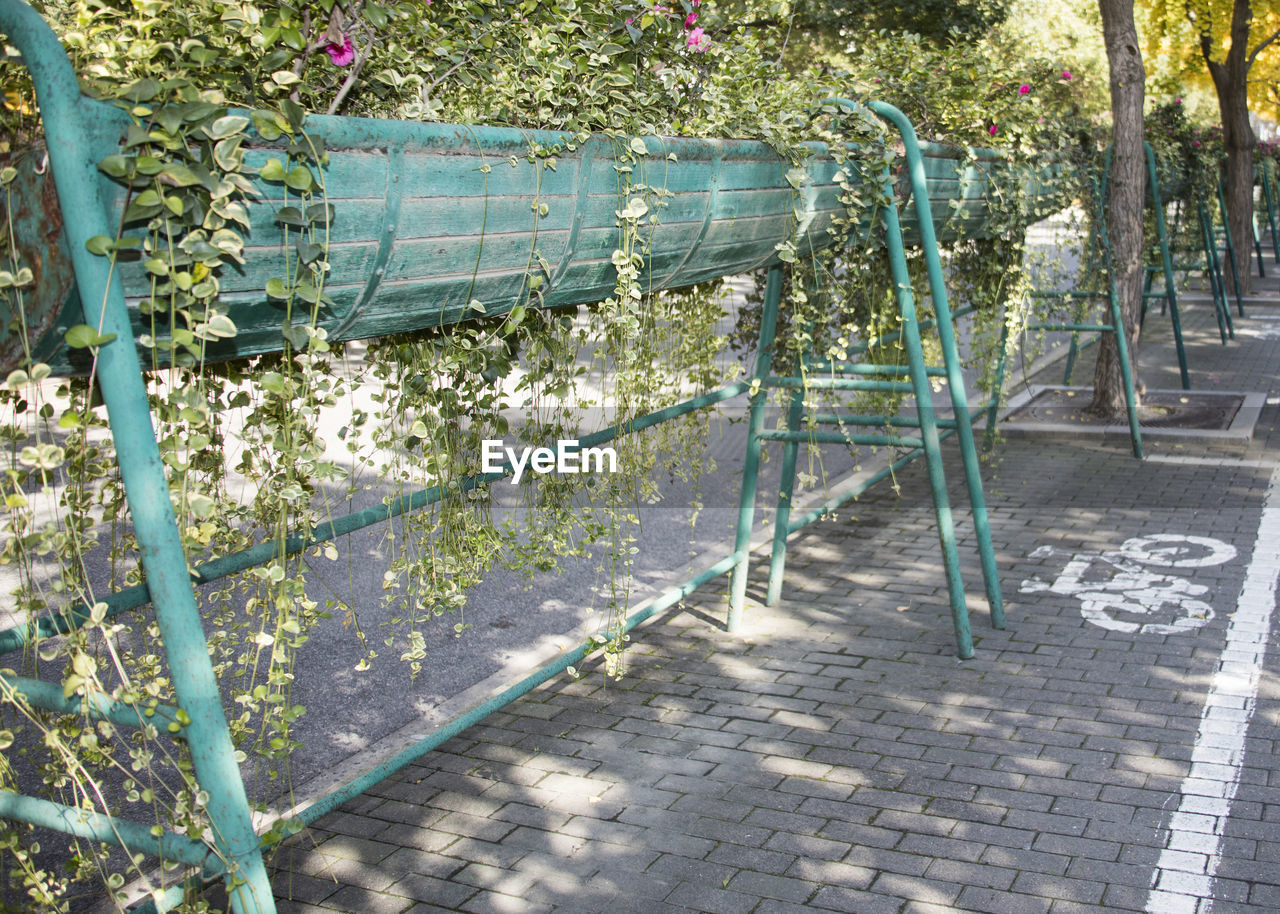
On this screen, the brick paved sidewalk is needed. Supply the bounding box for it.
[262,269,1280,913]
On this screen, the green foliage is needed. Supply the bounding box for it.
[801,0,1010,42]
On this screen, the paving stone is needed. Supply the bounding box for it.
[662,880,761,914]
[383,872,479,908]
[318,884,416,914]
[808,884,908,914]
[270,871,341,907]
[273,901,334,914]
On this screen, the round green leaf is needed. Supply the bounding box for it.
[99,155,130,179]
[85,236,114,256]
[260,158,287,182]
[284,166,314,191]
[64,324,116,349]
[205,115,250,140]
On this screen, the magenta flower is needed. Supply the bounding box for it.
[686,26,710,51]
[989,124,998,136]
[1018,83,1030,95]
[325,36,355,66]
[685,11,698,27]
[1061,70,1072,80]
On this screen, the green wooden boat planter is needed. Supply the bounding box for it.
[0,1,1050,910]
[906,143,1064,244]
[3,124,1056,380]
[5,115,867,378]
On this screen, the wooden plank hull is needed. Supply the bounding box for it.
[7,105,1061,375]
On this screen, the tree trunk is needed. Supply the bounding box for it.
[1091,0,1146,417]
[1201,0,1256,295]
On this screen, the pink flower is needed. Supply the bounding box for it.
[325,36,354,66]
[1061,70,1072,80]
[989,124,998,136]
[1018,83,1030,95]
[685,11,698,27]
[686,26,709,51]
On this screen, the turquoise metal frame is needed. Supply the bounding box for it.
[1261,162,1280,261]
[727,99,1005,660]
[0,1,275,910]
[983,147,1144,459]
[1143,161,1235,347]
[0,4,1015,910]
[1140,143,1191,390]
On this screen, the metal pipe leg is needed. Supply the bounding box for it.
[728,265,784,632]
[766,387,806,606]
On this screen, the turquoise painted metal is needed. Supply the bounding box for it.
[1201,199,1236,338]
[1216,181,1247,316]
[0,0,275,910]
[2,83,1061,380]
[985,147,1144,459]
[726,98,1016,659]
[1261,162,1280,261]
[0,0,1054,907]
[6,113,855,375]
[872,100,1005,635]
[1141,142,1190,390]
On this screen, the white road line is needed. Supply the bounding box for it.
[1144,464,1280,914]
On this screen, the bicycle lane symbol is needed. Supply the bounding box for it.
[1019,534,1238,635]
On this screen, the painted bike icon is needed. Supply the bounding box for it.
[1020,534,1237,635]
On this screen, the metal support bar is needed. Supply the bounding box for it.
[766,376,914,392]
[871,99,1003,632]
[0,792,224,872]
[1199,201,1233,341]
[745,98,1008,652]
[1261,164,1280,260]
[986,148,1143,459]
[766,387,806,606]
[810,413,963,429]
[1144,143,1189,390]
[0,674,184,733]
[1217,181,1246,315]
[755,429,926,448]
[727,265,783,632]
[867,168,973,656]
[803,362,948,378]
[0,3,275,909]
[1035,322,1114,332]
